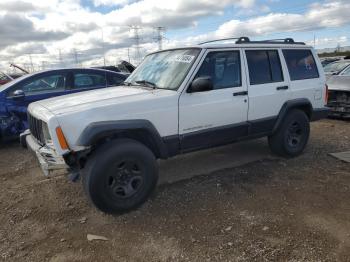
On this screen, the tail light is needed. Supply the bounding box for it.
[325,84,329,104]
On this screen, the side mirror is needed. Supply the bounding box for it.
[188,77,213,93]
[12,90,25,99]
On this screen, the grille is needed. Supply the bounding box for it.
[28,113,45,145]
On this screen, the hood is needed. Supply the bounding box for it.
[327,76,350,92]
[34,85,174,115]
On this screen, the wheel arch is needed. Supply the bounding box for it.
[273,98,313,133]
[76,120,169,159]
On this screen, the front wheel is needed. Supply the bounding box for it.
[82,139,158,214]
[268,109,310,157]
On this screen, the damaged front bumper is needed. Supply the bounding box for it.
[327,90,350,119]
[21,130,68,176]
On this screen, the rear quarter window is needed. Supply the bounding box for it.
[282,49,319,81]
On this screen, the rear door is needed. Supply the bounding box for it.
[179,49,249,151]
[106,72,127,87]
[243,49,290,133]
[282,49,324,108]
[65,69,107,95]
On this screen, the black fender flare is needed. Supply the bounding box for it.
[272,98,313,133]
[76,120,169,158]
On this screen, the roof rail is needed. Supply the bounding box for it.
[199,37,305,45]
[198,37,248,45]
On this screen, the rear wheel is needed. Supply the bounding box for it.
[82,139,158,214]
[268,109,310,157]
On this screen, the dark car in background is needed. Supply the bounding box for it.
[0,68,127,141]
[327,65,350,119]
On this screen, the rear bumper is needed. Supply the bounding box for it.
[311,107,330,121]
[21,130,68,176]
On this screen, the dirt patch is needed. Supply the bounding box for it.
[0,119,349,261]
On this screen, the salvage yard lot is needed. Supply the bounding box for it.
[0,119,349,261]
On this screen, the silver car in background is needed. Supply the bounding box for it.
[327,65,350,119]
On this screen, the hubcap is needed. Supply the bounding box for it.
[286,121,303,148]
[107,160,143,199]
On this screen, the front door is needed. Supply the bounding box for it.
[179,49,249,152]
[6,72,68,130]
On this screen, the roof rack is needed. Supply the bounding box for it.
[198,37,305,45]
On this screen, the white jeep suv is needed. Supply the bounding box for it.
[22,37,329,214]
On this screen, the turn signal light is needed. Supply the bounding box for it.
[55,127,69,150]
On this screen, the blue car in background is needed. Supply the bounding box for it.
[0,68,128,141]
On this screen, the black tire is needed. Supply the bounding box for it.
[82,138,158,214]
[268,109,310,157]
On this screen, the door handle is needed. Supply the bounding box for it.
[276,86,289,90]
[233,91,248,96]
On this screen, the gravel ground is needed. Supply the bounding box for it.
[0,119,349,262]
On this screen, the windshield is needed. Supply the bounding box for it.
[126,48,201,90]
[324,61,350,73]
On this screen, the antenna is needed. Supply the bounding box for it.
[154,26,166,50]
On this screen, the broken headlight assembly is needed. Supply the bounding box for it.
[42,122,52,144]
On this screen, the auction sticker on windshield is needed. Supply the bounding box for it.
[173,55,195,63]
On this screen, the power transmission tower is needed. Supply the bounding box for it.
[41,61,46,70]
[154,27,165,50]
[336,43,341,53]
[130,25,141,64]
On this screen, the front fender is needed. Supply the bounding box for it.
[76,119,169,158]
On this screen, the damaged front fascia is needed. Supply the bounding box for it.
[0,113,25,140]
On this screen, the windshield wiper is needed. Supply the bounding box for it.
[135,80,157,89]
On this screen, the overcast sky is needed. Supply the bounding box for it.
[0,0,349,71]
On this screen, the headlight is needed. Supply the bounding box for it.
[42,122,52,143]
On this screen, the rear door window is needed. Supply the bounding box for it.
[107,73,124,87]
[73,72,106,89]
[282,49,319,80]
[245,50,283,85]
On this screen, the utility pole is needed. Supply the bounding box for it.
[29,55,34,72]
[154,27,165,50]
[127,47,131,63]
[313,34,316,48]
[130,25,141,64]
[58,49,63,67]
[72,48,79,67]
[101,28,106,66]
